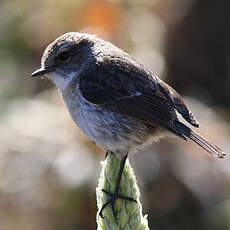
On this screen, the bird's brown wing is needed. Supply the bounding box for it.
[78,62,225,158]
[157,80,199,127]
[79,61,198,137]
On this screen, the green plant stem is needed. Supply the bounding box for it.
[96,152,149,230]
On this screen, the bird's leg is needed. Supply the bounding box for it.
[99,153,137,220]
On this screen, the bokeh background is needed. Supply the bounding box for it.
[1,0,230,229]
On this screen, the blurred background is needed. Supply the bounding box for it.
[0,0,230,229]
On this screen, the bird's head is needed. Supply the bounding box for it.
[31,32,97,91]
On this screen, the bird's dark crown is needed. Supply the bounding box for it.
[41,32,96,69]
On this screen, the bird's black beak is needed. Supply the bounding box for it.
[30,67,51,77]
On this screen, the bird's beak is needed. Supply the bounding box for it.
[30,67,52,77]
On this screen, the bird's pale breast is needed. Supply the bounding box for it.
[62,87,161,154]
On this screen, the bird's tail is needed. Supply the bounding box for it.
[173,120,226,158]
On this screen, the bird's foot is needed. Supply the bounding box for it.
[99,188,137,220]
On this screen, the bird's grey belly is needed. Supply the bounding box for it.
[63,93,154,153]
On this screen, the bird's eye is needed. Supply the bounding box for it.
[58,51,70,62]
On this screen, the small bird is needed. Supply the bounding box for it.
[31,32,225,219]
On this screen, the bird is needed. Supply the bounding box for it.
[31,32,225,219]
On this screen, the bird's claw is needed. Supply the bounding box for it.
[99,188,137,220]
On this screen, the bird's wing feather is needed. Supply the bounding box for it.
[79,60,198,134]
[157,80,199,127]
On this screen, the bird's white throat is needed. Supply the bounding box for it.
[47,71,79,92]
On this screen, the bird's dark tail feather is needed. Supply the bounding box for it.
[173,120,226,158]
